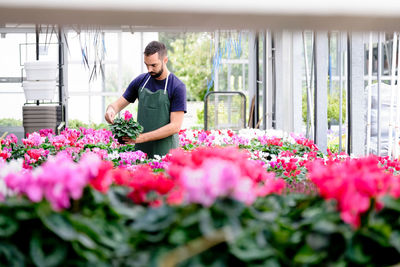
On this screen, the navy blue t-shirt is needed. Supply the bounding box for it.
[123,73,187,113]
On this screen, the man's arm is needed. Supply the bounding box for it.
[125,111,184,144]
[105,96,130,124]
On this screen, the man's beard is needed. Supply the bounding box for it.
[150,65,163,79]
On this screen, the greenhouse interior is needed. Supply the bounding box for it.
[2,1,400,266]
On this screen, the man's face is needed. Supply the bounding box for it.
[144,53,165,79]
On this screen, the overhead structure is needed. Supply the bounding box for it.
[1,0,400,31]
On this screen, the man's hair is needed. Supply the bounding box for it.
[144,41,167,59]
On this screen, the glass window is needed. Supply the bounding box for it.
[68,95,89,122]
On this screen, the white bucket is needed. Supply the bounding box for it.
[22,80,57,101]
[24,61,58,81]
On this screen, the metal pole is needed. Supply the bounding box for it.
[263,30,267,130]
[303,31,313,139]
[271,32,276,129]
[35,25,39,61]
[101,31,106,124]
[255,32,259,128]
[388,33,397,158]
[314,31,328,154]
[214,30,219,92]
[366,32,373,154]
[227,58,232,126]
[214,30,220,129]
[338,32,343,153]
[344,33,349,154]
[377,32,383,156]
[310,32,315,141]
[395,37,400,158]
[293,31,303,134]
[346,33,351,154]
[58,26,65,123]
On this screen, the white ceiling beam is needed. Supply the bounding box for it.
[1,0,400,30]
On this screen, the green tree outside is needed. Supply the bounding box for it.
[160,32,213,101]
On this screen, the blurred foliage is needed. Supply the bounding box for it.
[197,108,204,127]
[0,118,22,126]
[160,32,213,101]
[68,119,109,130]
[2,188,400,266]
[302,88,347,125]
[327,90,347,125]
[328,133,346,154]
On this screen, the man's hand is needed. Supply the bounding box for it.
[122,134,147,144]
[105,97,130,124]
[121,111,184,144]
[105,106,116,124]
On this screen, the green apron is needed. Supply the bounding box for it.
[134,74,179,158]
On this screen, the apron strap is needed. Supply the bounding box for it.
[140,73,170,94]
[140,75,152,92]
[164,73,170,94]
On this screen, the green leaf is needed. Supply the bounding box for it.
[110,117,143,141]
[68,214,126,252]
[30,232,67,267]
[168,229,188,245]
[346,238,371,264]
[71,242,103,264]
[130,205,176,232]
[38,207,78,241]
[107,187,144,218]
[37,204,98,250]
[0,214,18,237]
[306,233,329,250]
[293,244,326,264]
[382,196,400,212]
[365,221,392,247]
[230,232,274,261]
[261,258,281,267]
[312,220,338,234]
[0,241,25,267]
[199,209,216,236]
[390,231,400,253]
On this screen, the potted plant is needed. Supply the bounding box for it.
[110,110,143,144]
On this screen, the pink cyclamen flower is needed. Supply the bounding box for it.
[124,110,133,121]
[308,155,399,228]
[168,146,285,207]
[22,132,45,147]
[4,152,105,211]
[1,134,18,146]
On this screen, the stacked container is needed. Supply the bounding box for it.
[22,61,58,101]
[22,61,61,136]
[22,105,62,135]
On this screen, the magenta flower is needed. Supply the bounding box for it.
[0,147,11,161]
[1,134,18,146]
[308,156,400,228]
[168,146,285,206]
[124,110,133,121]
[78,128,114,145]
[48,134,70,150]
[22,132,45,147]
[39,128,55,137]
[4,152,104,211]
[180,159,240,206]
[119,151,147,166]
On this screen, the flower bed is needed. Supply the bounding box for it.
[1,127,400,266]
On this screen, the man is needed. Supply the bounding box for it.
[105,41,187,158]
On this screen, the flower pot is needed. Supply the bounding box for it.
[117,136,126,144]
[22,80,57,101]
[24,61,58,81]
